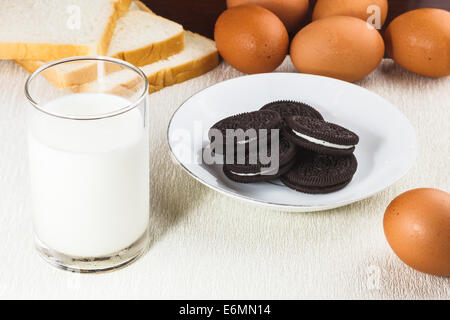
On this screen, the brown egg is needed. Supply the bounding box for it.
[385,8,450,78]
[227,0,309,33]
[215,5,289,74]
[290,16,385,82]
[384,188,450,276]
[313,0,388,29]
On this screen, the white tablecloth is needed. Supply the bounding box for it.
[0,58,449,299]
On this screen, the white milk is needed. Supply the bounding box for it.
[28,93,149,257]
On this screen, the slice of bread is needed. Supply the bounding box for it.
[107,11,184,66]
[15,1,185,88]
[143,32,218,93]
[76,31,219,94]
[0,0,131,60]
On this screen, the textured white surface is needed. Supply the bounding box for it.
[0,58,449,299]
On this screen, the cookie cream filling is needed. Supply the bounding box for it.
[230,167,278,176]
[236,137,256,145]
[291,129,354,149]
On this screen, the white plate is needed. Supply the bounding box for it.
[167,73,417,212]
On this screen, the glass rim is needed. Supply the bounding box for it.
[24,56,149,121]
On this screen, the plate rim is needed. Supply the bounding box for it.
[167,72,418,212]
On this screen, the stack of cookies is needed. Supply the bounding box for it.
[208,101,359,194]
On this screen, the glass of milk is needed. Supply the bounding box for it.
[24,57,149,273]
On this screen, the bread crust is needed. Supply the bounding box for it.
[97,0,133,56]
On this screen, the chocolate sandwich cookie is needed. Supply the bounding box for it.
[223,137,297,183]
[281,151,358,194]
[283,116,359,156]
[209,110,281,151]
[260,100,324,124]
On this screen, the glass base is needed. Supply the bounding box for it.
[34,231,149,273]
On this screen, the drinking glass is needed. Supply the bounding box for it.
[25,57,149,273]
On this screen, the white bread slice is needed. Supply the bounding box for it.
[0,0,131,60]
[107,11,184,66]
[143,32,218,93]
[15,1,185,88]
[76,31,219,95]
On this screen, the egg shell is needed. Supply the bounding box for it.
[384,188,450,277]
[313,0,388,28]
[385,8,450,78]
[290,16,385,82]
[226,0,309,33]
[215,5,289,74]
